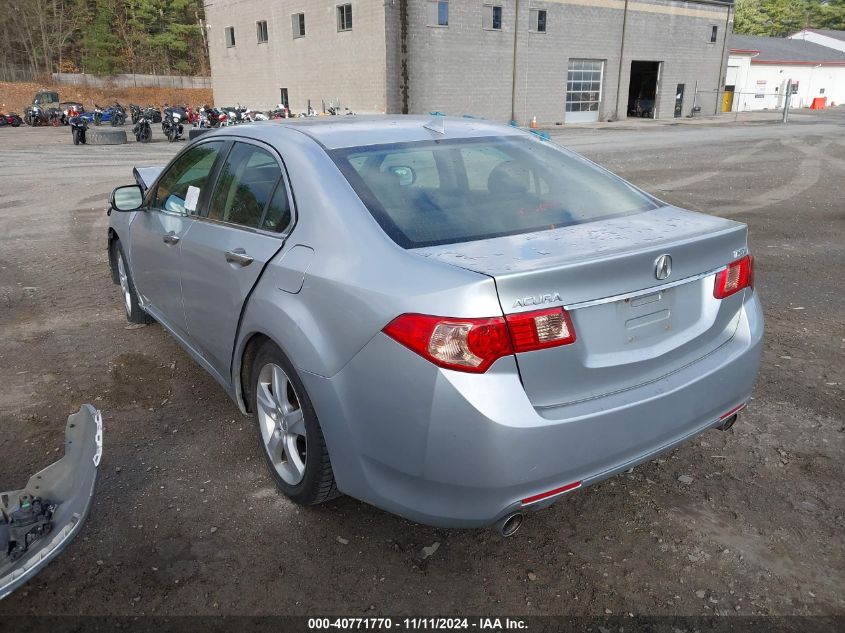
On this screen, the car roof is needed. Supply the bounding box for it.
[220,115,526,150]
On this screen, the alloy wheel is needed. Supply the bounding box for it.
[256,363,307,485]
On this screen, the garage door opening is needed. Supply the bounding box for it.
[565,59,604,123]
[628,61,661,118]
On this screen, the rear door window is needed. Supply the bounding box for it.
[153,142,224,215]
[208,142,285,229]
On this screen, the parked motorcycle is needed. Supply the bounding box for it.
[162,106,185,142]
[243,107,268,122]
[23,105,46,126]
[0,112,23,127]
[69,115,88,145]
[60,102,83,125]
[129,103,141,124]
[108,103,127,126]
[221,105,248,125]
[199,105,226,128]
[133,107,155,143]
[269,105,290,119]
[185,105,200,126]
[92,103,105,125]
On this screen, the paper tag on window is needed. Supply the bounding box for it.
[184,186,200,212]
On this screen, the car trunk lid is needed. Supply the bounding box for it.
[415,206,750,407]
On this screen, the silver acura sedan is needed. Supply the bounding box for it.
[107,116,763,534]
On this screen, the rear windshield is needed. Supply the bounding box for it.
[330,135,659,248]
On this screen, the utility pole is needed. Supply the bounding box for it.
[782,79,792,123]
[510,0,521,125]
[614,0,629,120]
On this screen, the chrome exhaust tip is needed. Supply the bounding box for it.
[716,413,738,431]
[495,512,524,537]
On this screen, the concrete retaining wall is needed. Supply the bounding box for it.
[52,73,211,89]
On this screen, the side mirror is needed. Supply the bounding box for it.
[110,185,144,212]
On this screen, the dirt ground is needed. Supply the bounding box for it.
[0,112,842,618]
[0,81,213,114]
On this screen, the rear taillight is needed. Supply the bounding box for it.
[383,314,513,373]
[506,307,576,352]
[383,307,577,373]
[714,255,754,299]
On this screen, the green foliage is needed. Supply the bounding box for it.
[84,0,122,74]
[0,0,208,77]
[734,0,845,37]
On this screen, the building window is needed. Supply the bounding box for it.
[566,59,604,119]
[530,8,547,32]
[428,0,448,27]
[292,13,306,38]
[256,21,268,43]
[483,4,503,30]
[225,26,236,47]
[337,4,353,31]
[710,25,718,43]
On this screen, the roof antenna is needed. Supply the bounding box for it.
[423,112,446,135]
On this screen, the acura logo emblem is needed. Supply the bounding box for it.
[654,254,672,280]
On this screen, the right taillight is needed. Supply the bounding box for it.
[383,307,577,373]
[714,255,754,299]
[506,307,576,352]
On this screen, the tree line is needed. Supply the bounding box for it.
[0,0,209,79]
[734,0,845,37]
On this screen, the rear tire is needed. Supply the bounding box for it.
[250,342,339,505]
[114,240,152,324]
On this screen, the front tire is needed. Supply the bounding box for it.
[250,342,339,505]
[72,129,80,145]
[114,240,151,324]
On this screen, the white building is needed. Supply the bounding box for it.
[726,34,845,112]
[788,28,845,54]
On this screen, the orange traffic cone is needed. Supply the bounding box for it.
[530,116,538,129]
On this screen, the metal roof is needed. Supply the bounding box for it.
[805,29,845,43]
[730,34,845,64]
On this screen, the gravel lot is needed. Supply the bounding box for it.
[0,113,843,617]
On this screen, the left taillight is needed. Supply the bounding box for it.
[714,255,754,299]
[383,307,577,374]
[383,314,513,373]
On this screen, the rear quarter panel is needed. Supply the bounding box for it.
[233,127,502,381]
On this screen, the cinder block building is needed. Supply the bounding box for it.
[206,0,734,124]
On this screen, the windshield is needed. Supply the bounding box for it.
[330,136,660,248]
[35,92,59,105]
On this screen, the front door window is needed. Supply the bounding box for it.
[153,142,224,215]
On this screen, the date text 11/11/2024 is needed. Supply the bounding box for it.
[307,617,528,630]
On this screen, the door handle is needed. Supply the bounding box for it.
[162,233,180,245]
[225,249,254,266]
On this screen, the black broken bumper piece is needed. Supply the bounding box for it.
[0,405,102,599]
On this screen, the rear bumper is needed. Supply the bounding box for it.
[303,292,763,528]
[1,406,101,599]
